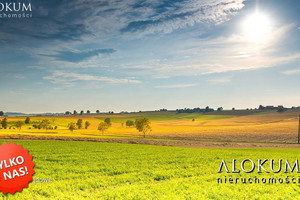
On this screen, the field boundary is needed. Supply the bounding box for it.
[1,134,300,149]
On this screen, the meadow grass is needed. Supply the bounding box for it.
[1,140,300,199]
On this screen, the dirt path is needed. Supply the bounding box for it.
[1,134,300,149]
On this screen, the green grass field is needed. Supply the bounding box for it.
[1,140,300,199]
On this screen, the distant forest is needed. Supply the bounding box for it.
[176,106,215,114]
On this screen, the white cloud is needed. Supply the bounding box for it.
[8,0,298,87]
[9,90,23,95]
[28,0,245,41]
[14,0,248,82]
[281,68,300,75]
[208,77,231,84]
[27,65,46,70]
[120,0,245,36]
[43,71,141,86]
[13,74,25,79]
[155,84,197,89]
[123,23,300,77]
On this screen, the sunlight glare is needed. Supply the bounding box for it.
[243,12,272,43]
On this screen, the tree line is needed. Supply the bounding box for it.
[65,110,114,115]
[67,118,151,137]
[176,106,215,114]
[0,116,152,138]
[0,117,58,131]
[68,118,151,138]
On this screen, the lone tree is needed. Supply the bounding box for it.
[65,111,71,115]
[217,107,223,112]
[25,117,30,124]
[104,118,111,127]
[39,119,51,131]
[135,118,152,138]
[87,110,90,114]
[15,121,24,131]
[1,117,8,129]
[98,122,109,135]
[126,120,134,127]
[96,110,100,114]
[73,110,77,115]
[76,119,83,129]
[0,111,4,116]
[68,122,76,132]
[80,110,84,115]
[85,121,90,129]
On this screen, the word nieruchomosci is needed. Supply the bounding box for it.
[217,176,300,184]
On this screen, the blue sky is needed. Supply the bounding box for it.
[0,0,300,113]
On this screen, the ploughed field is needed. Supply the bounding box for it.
[1,140,300,199]
[0,110,300,145]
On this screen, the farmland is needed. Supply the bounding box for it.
[0,109,300,147]
[1,140,300,199]
[0,110,300,199]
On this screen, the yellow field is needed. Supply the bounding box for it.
[0,110,299,144]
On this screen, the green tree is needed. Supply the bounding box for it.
[0,111,4,116]
[76,119,83,129]
[80,110,84,115]
[85,121,90,129]
[104,118,111,127]
[87,110,90,114]
[277,107,287,113]
[135,118,152,138]
[96,110,100,114]
[68,122,76,132]
[15,121,24,131]
[73,110,77,115]
[98,122,109,135]
[39,119,51,131]
[25,117,30,124]
[1,117,8,129]
[126,120,134,127]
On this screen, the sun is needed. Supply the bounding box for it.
[243,12,272,43]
